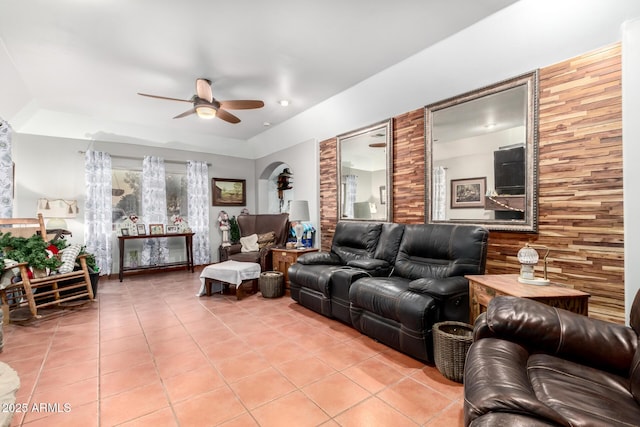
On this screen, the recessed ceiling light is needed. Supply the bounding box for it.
[278,99,290,107]
[263,122,271,127]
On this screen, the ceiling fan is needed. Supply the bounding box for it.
[138,78,264,124]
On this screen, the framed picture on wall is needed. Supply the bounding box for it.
[212,178,246,206]
[451,177,486,209]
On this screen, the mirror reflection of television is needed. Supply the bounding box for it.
[494,146,525,220]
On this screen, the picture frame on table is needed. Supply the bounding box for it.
[212,178,246,206]
[166,225,178,234]
[149,224,164,235]
[120,228,130,236]
[451,177,486,209]
[136,224,146,235]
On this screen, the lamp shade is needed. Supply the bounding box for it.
[289,200,310,222]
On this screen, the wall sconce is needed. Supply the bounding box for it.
[36,198,78,229]
[517,243,550,285]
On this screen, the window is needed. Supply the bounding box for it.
[112,169,188,224]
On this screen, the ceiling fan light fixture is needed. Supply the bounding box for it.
[195,105,217,119]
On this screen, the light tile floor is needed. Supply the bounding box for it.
[0,270,464,426]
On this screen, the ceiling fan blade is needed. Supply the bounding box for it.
[196,78,213,103]
[138,93,192,103]
[219,100,265,110]
[216,108,241,124]
[173,108,196,119]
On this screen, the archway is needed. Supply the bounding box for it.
[258,161,294,214]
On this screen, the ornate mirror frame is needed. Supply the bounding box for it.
[425,71,539,232]
[337,119,393,222]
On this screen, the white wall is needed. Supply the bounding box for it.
[623,17,640,323]
[12,133,255,271]
[255,139,319,246]
[248,0,640,157]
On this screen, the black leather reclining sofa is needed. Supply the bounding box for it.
[288,221,489,362]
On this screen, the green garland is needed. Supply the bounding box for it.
[0,232,62,271]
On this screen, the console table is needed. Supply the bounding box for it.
[467,274,590,321]
[118,232,194,281]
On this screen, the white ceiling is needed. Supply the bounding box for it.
[0,0,517,158]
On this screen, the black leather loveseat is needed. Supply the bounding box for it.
[464,292,640,426]
[289,221,488,362]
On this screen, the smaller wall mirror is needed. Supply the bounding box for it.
[425,71,539,232]
[338,119,393,222]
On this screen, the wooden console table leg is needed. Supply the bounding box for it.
[118,238,125,282]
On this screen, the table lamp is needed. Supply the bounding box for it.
[289,200,310,249]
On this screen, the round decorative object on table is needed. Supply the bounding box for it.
[259,271,284,298]
[433,321,474,383]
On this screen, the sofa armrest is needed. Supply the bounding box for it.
[297,252,342,265]
[219,243,241,262]
[346,258,389,272]
[407,276,468,299]
[483,296,637,375]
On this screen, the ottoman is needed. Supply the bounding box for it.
[198,261,261,300]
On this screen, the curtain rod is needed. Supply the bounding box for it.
[77,151,211,166]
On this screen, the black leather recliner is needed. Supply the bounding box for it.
[288,222,403,323]
[349,223,488,362]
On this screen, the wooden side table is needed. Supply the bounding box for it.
[467,274,590,322]
[271,247,319,289]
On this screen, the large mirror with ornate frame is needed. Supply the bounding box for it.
[338,119,393,222]
[425,71,539,232]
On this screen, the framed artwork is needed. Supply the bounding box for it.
[166,225,178,234]
[149,224,164,235]
[136,224,146,235]
[212,178,246,206]
[451,177,486,209]
[120,228,130,236]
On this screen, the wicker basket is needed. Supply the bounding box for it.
[259,271,284,298]
[433,321,474,383]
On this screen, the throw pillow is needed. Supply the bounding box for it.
[58,243,82,273]
[240,234,260,253]
[257,231,277,249]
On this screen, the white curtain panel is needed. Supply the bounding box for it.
[343,174,358,219]
[187,160,210,265]
[84,150,113,274]
[0,119,13,218]
[141,156,169,266]
[433,166,447,221]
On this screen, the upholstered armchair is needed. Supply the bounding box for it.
[218,214,289,271]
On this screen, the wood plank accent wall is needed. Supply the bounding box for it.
[318,44,624,322]
[392,109,426,224]
[319,137,338,252]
